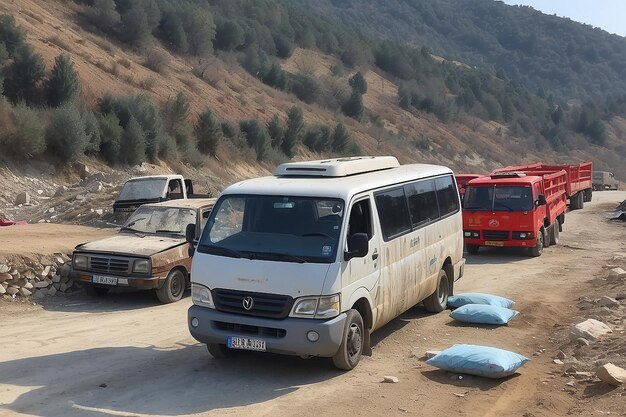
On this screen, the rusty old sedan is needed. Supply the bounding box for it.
[71,199,215,303]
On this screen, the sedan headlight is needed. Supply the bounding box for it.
[192,283,215,308]
[291,294,341,319]
[73,254,88,269]
[132,259,150,273]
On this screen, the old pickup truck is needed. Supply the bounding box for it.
[113,174,211,221]
[72,198,216,303]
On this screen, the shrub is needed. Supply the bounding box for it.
[282,106,303,157]
[331,123,351,153]
[342,89,364,120]
[303,124,331,153]
[0,14,26,56]
[239,119,270,161]
[162,91,189,134]
[158,11,188,53]
[183,6,215,56]
[46,104,88,163]
[214,19,245,51]
[263,63,288,90]
[348,72,367,94]
[144,49,169,74]
[45,54,80,107]
[97,112,123,164]
[82,110,101,155]
[85,0,120,34]
[120,6,151,47]
[120,116,146,165]
[4,103,45,158]
[3,45,45,105]
[290,72,322,104]
[195,108,222,156]
[274,34,294,58]
[266,114,284,149]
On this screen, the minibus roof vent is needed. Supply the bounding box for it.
[490,171,526,179]
[275,156,400,177]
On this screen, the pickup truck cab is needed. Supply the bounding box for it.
[113,175,209,221]
[72,198,216,303]
[187,156,464,370]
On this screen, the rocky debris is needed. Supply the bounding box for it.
[555,351,567,360]
[570,319,612,342]
[596,296,619,308]
[14,192,30,206]
[596,363,626,387]
[0,256,76,300]
[576,338,590,347]
[608,267,626,282]
[76,162,91,179]
[382,376,399,383]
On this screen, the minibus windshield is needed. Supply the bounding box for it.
[464,185,533,212]
[198,195,345,263]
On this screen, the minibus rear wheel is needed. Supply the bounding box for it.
[332,309,364,370]
[423,269,449,313]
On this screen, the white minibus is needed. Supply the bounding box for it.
[187,156,464,369]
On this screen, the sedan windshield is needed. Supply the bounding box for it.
[118,179,167,201]
[198,195,345,263]
[121,206,196,236]
[464,186,533,212]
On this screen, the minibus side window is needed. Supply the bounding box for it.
[375,188,411,241]
[405,179,440,228]
[348,199,373,239]
[435,175,459,216]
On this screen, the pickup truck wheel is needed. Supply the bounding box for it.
[156,269,186,304]
[550,220,560,246]
[332,309,364,370]
[466,244,479,255]
[207,343,235,359]
[423,269,449,313]
[529,230,544,257]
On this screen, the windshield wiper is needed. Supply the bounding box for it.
[301,232,333,239]
[253,252,306,264]
[122,217,146,229]
[494,202,514,211]
[121,226,145,234]
[205,245,244,259]
[155,229,183,235]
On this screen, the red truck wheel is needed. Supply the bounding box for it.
[529,231,544,257]
[549,220,560,245]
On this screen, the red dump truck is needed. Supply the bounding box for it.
[492,162,593,210]
[455,174,485,198]
[462,167,569,257]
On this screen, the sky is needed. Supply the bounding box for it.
[502,0,626,37]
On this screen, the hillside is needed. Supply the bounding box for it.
[300,0,626,99]
[0,0,625,219]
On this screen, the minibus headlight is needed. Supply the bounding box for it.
[192,283,214,308]
[73,254,88,269]
[315,294,341,319]
[290,294,341,319]
[292,298,318,317]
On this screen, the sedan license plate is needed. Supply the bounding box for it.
[227,336,266,352]
[92,275,118,285]
[484,241,504,247]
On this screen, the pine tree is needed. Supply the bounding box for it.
[348,72,367,94]
[342,89,364,120]
[98,112,124,165]
[46,104,88,162]
[331,123,351,153]
[282,106,303,157]
[120,6,151,47]
[45,54,80,107]
[3,45,45,104]
[266,114,284,149]
[183,6,215,56]
[195,108,222,156]
[121,116,146,165]
[162,91,189,134]
[86,0,120,34]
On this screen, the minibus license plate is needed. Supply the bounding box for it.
[92,275,118,285]
[484,241,504,247]
[227,336,266,352]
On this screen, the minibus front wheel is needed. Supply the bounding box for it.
[332,309,364,370]
[423,269,449,313]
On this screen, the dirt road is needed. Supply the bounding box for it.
[1,192,624,417]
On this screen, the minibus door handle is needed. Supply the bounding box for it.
[372,250,379,261]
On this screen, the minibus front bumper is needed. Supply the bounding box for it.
[188,305,347,357]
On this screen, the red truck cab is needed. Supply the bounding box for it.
[463,170,567,257]
[455,174,484,199]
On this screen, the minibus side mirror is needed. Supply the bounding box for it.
[186,223,197,257]
[536,194,546,207]
[344,233,369,261]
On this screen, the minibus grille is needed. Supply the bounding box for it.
[213,321,287,339]
[482,230,510,241]
[213,289,293,319]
